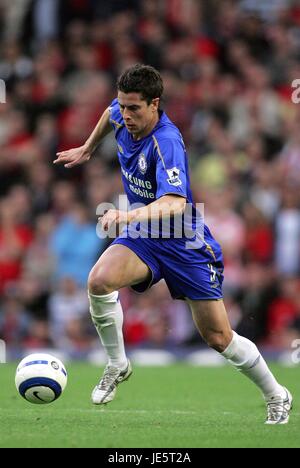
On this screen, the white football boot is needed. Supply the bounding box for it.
[91,360,132,405]
[265,387,293,424]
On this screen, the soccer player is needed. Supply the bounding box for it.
[54,64,292,424]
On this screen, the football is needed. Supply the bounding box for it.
[15,353,67,404]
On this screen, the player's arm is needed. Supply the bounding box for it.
[53,107,112,168]
[128,194,186,223]
[100,194,186,231]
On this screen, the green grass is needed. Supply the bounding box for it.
[0,363,299,448]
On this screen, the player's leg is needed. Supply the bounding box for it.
[88,243,151,404]
[187,299,292,424]
[89,243,151,368]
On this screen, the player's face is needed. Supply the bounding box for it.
[118,92,159,139]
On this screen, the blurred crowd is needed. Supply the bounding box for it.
[1,0,300,359]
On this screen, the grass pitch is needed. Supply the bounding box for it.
[0,362,299,448]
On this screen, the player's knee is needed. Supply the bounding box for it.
[204,331,232,353]
[88,266,117,295]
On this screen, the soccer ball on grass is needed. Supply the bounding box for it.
[15,353,67,404]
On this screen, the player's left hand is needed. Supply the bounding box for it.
[99,209,130,232]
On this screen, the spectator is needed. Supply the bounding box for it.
[267,276,300,348]
[0,198,33,294]
[22,319,53,351]
[48,276,89,348]
[242,201,273,263]
[0,296,31,356]
[49,202,103,286]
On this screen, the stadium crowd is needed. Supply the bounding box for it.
[1,0,300,359]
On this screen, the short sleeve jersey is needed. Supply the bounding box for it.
[109,98,198,238]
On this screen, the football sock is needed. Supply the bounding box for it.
[88,291,128,370]
[221,331,284,399]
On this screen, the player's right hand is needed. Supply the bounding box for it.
[53,145,91,168]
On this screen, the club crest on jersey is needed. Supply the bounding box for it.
[167,167,182,186]
[138,153,147,174]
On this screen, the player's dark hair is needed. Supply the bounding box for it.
[117,64,163,105]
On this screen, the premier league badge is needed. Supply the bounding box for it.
[138,153,147,174]
[167,167,182,186]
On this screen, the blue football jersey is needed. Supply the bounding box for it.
[109,97,191,202]
[109,98,207,243]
